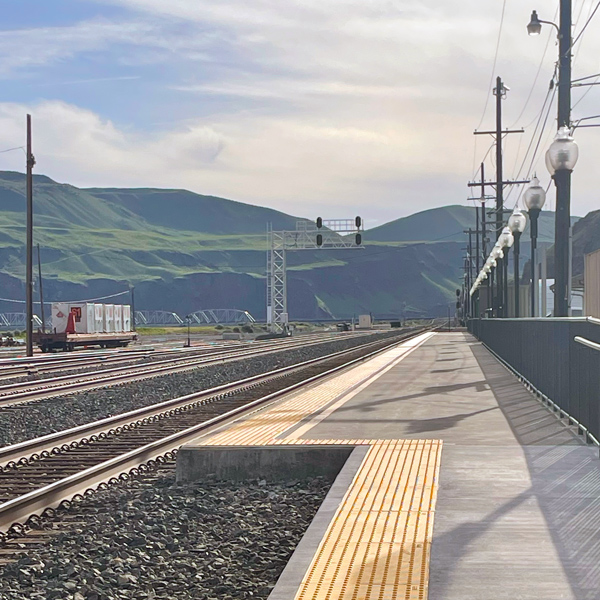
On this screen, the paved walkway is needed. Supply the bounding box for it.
[183,331,600,599]
[305,332,600,600]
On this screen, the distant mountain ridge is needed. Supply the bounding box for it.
[368,205,580,244]
[85,187,306,235]
[0,169,582,319]
[0,171,305,235]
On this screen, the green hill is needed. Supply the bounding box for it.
[85,187,305,235]
[368,204,579,245]
[0,171,473,318]
[0,171,146,231]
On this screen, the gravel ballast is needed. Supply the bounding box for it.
[0,468,331,600]
[0,331,406,447]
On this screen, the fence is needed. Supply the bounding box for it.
[468,317,600,444]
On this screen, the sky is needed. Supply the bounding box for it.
[0,0,599,227]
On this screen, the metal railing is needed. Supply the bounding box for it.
[468,317,600,445]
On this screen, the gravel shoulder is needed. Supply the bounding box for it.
[0,331,402,447]
[0,466,331,600]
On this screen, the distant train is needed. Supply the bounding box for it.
[33,302,137,352]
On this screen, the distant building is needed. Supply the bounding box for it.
[584,249,600,318]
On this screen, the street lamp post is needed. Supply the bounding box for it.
[524,177,547,317]
[500,228,514,317]
[508,211,527,317]
[546,127,579,315]
[528,3,573,316]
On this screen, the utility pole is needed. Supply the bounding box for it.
[25,115,35,357]
[475,206,480,317]
[470,108,527,317]
[130,285,136,331]
[554,0,572,317]
[37,244,45,333]
[494,77,505,317]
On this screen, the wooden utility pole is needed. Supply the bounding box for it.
[26,115,35,356]
[471,83,526,318]
[553,0,573,317]
[494,77,505,317]
[37,244,45,333]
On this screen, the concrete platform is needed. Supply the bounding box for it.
[178,332,600,600]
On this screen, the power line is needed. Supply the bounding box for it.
[572,0,600,45]
[0,290,130,305]
[510,83,556,182]
[474,0,508,131]
[506,84,557,207]
[508,5,558,128]
[0,146,25,154]
[573,74,600,109]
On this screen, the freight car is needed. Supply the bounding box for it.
[32,302,137,352]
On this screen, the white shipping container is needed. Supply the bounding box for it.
[95,304,105,333]
[82,303,96,334]
[51,303,69,334]
[104,304,115,333]
[51,302,95,334]
[358,314,372,329]
[122,305,131,332]
[114,305,123,333]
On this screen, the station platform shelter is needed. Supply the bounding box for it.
[179,331,600,600]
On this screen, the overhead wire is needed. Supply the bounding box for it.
[474,0,508,131]
[508,4,558,129]
[572,0,600,46]
[0,146,25,155]
[505,81,557,202]
[0,291,130,304]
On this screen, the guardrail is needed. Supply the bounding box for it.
[468,317,600,445]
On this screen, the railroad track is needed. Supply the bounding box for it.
[0,327,432,554]
[0,335,320,379]
[0,332,357,380]
[0,331,381,407]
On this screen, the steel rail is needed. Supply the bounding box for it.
[0,330,421,467]
[0,332,379,407]
[574,335,600,352]
[0,332,341,377]
[0,328,433,533]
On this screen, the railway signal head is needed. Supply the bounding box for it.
[316,233,323,246]
[355,233,362,246]
[355,216,362,229]
[316,217,323,229]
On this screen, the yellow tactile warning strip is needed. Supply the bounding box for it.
[188,333,441,600]
[295,440,441,600]
[199,332,435,446]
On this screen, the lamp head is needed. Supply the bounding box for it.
[527,10,542,35]
[547,126,579,172]
[508,211,527,234]
[545,149,555,176]
[523,176,547,211]
[502,226,515,248]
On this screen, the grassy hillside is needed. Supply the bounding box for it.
[85,187,306,235]
[0,171,147,231]
[0,170,469,317]
[368,204,579,244]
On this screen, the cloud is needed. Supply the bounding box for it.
[2,0,600,222]
[0,101,225,182]
[0,19,156,75]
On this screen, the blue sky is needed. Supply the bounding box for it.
[1,0,599,225]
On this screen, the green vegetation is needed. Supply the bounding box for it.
[368,204,579,245]
[0,169,548,318]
